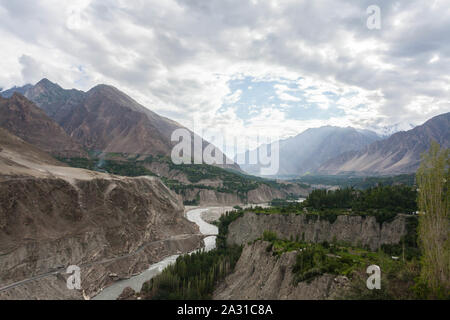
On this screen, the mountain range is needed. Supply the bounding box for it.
[2,79,448,178]
[1,79,237,169]
[317,112,450,175]
[236,126,382,176]
[237,113,449,177]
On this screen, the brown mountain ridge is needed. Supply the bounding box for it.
[0,93,87,158]
[3,79,238,169]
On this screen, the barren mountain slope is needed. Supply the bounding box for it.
[0,93,86,157]
[0,129,202,299]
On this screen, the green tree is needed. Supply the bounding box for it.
[416,141,449,298]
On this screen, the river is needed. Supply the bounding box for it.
[92,207,218,300]
[91,200,306,300]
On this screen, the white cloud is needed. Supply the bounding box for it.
[0,0,449,153]
[274,84,301,102]
[224,89,242,105]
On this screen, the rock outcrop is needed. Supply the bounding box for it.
[226,212,408,251]
[214,241,350,300]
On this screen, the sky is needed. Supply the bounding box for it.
[0,0,449,156]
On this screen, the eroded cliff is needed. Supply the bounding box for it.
[214,240,350,300]
[226,212,408,251]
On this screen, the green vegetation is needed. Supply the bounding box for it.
[380,216,420,260]
[182,197,200,206]
[146,155,272,197]
[269,198,300,207]
[416,142,449,299]
[140,246,242,300]
[262,230,278,242]
[292,244,363,283]
[100,160,157,177]
[305,185,417,212]
[342,256,421,300]
[247,185,417,225]
[292,174,415,189]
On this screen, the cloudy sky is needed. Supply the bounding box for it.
[0,0,449,155]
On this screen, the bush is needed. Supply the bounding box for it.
[262,230,278,242]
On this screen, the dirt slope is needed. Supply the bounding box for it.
[226,212,408,251]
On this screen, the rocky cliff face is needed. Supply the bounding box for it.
[226,212,408,251]
[214,241,349,300]
[0,129,202,299]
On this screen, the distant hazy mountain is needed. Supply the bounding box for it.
[236,126,381,176]
[317,112,450,175]
[0,84,33,98]
[0,93,86,157]
[3,79,239,169]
